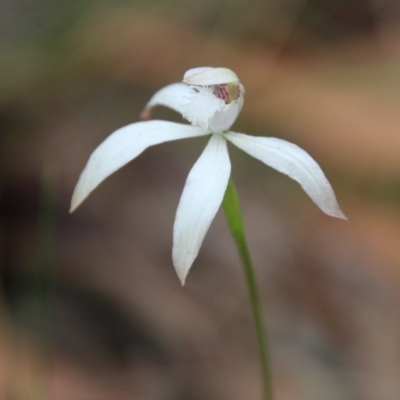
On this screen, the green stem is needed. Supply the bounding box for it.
[222,179,273,400]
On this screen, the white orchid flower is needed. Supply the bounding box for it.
[70,67,346,284]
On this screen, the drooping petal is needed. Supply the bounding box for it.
[70,121,208,212]
[173,133,231,284]
[140,83,193,120]
[225,132,347,219]
[183,67,239,85]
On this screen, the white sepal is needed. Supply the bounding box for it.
[225,132,347,219]
[70,121,208,212]
[183,67,239,85]
[173,133,231,284]
[140,83,193,120]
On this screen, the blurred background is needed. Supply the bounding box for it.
[1,0,400,399]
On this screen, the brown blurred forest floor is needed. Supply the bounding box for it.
[1,5,400,400]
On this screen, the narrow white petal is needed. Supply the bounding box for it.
[140,83,193,120]
[225,132,347,219]
[173,134,231,284]
[183,67,239,85]
[70,121,208,212]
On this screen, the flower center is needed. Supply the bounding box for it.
[214,83,240,104]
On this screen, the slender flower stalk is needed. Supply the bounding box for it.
[223,179,273,400]
[70,66,346,285]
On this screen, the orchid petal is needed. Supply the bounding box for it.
[183,67,239,85]
[225,132,347,219]
[173,134,231,284]
[208,83,245,132]
[181,86,224,131]
[140,83,193,120]
[70,121,208,212]
[181,83,245,132]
